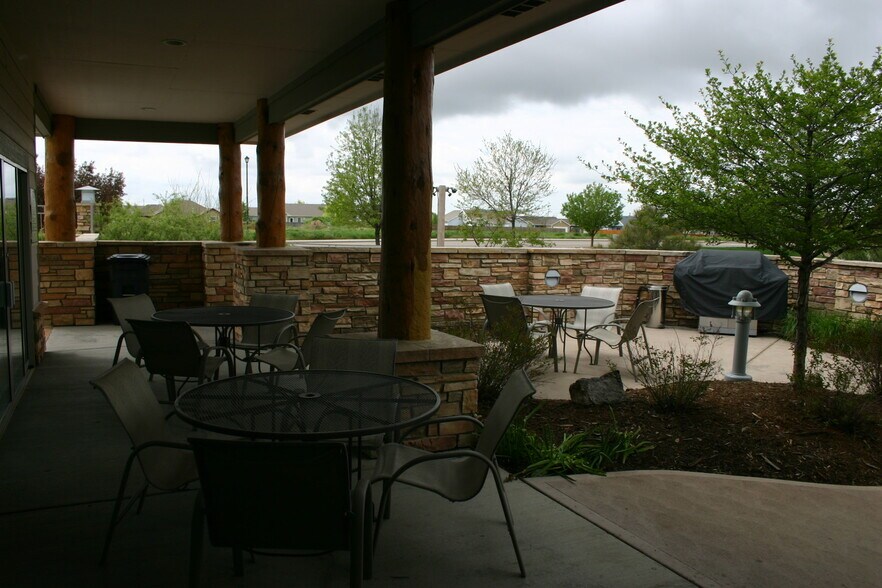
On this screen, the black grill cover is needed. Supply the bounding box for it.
[673,250,788,320]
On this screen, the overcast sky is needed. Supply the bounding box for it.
[43,0,882,217]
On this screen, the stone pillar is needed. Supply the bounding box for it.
[255,99,286,248]
[44,115,76,241]
[217,123,243,242]
[378,0,434,340]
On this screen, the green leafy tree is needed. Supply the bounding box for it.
[602,44,882,386]
[561,183,623,246]
[99,196,220,241]
[611,206,696,250]
[35,160,126,208]
[455,132,554,246]
[322,107,383,244]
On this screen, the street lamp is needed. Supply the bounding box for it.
[544,269,561,289]
[244,155,250,223]
[724,290,761,381]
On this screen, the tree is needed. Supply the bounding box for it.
[455,132,554,245]
[561,183,623,246]
[322,107,383,244]
[610,205,695,250]
[602,44,882,386]
[35,160,126,209]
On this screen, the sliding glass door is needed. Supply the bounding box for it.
[0,158,27,418]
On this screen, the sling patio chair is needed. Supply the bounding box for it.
[237,292,300,369]
[575,299,655,376]
[480,282,549,328]
[128,319,233,403]
[562,285,622,372]
[107,293,157,365]
[250,309,346,372]
[188,439,372,588]
[372,369,536,578]
[90,359,198,565]
[480,294,551,350]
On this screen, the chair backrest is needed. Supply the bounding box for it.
[189,438,352,551]
[480,282,517,297]
[107,294,156,359]
[621,299,656,343]
[571,286,622,329]
[480,294,528,336]
[241,293,300,347]
[475,369,537,459]
[309,336,397,374]
[90,359,188,490]
[128,319,204,377]
[300,309,347,367]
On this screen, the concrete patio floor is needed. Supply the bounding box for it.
[2,324,878,587]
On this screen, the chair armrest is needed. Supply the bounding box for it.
[372,448,497,484]
[397,414,483,441]
[201,345,234,367]
[272,323,299,345]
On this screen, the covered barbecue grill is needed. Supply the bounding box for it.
[674,250,789,332]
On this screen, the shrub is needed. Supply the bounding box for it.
[441,315,550,405]
[635,335,721,412]
[99,198,220,241]
[801,351,878,435]
[497,405,653,477]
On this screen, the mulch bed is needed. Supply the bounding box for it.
[510,381,882,486]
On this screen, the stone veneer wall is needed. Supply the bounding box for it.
[38,242,95,326]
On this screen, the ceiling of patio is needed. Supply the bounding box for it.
[2,0,622,143]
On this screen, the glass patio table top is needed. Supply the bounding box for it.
[174,369,440,441]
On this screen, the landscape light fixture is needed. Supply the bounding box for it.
[544,269,561,288]
[724,290,761,382]
[849,283,868,304]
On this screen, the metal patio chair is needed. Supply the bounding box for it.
[480,282,549,327]
[188,439,372,587]
[576,299,655,375]
[107,293,156,365]
[252,309,346,372]
[238,292,299,369]
[480,294,550,345]
[372,369,536,578]
[562,285,622,372]
[90,359,198,565]
[128,319,233,403]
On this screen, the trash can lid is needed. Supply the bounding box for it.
[647,285,668,291]
[107,253,151,262]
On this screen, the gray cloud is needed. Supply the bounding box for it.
[434,0,882,119]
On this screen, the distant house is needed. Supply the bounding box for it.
[446,209,576,231]
[247,202,324,226]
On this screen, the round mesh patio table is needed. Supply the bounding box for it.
[518,295,615,373]
[174,369,440,441]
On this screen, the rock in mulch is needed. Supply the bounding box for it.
[569,371,626,405]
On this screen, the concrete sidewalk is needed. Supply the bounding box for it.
[536,325,795,399]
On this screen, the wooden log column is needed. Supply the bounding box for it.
[255,99,286,248]
[217,123,243,242]
[378,0,434,340]
[44,114,76,241]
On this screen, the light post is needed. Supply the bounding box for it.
[75,186,98,233]
[434,185,456,247]
[724,290,761,381]
[244,155,250,224]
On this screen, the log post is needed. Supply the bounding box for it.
[378,0,434,340]
[255,99,286,248]
[217,123,243,242]
[44,115,76,241]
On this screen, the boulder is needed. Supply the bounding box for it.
[568,371,626,405]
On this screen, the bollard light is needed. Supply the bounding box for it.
[544,269,561,288]
[724,290,761,382]
[849,283,868,304]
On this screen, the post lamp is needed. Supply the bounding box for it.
[544,269,561,289]
[75,186,98,232]
[244,155,250,223]
[724,290,761,381]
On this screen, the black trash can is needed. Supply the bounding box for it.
[108,253,151,297]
